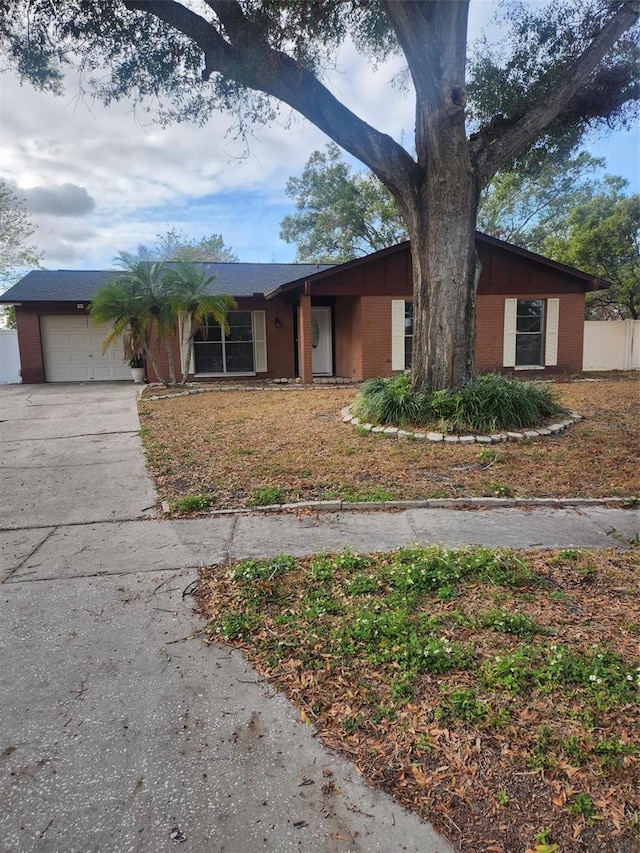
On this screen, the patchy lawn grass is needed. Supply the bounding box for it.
[196,546,640,853]
[138,377,639,512]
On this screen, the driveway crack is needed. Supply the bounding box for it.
[0,430,140,444]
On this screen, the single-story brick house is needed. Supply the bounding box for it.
[1,233,605,384]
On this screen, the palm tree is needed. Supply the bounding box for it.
[163,259,236,385]
[91,252,176,385]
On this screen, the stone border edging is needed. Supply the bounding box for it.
[161,495,636,517]
[340,406,583,443]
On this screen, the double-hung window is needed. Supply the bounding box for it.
[516,299,544,366]
[503,298,559,368]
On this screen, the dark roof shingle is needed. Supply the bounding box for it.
[0,262,335,303]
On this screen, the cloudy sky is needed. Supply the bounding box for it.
[2,1,638,272]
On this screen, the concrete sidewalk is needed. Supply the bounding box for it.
[3,503,639,585]
[0,384,637,853]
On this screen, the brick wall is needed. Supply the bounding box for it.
[360,296,396,378]
[15,307,45,383]
[148,297,298,384]
[334,296,363,379]
[476,293,586,373]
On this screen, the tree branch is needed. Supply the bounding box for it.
[122,0,419,199]
[381,0,469,165]
[471,1,640,187]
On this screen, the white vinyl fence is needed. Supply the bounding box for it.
[0,329,21,384]
[583,320,640,371]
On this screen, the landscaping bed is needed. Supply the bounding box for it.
[138,377,639,512]
[196,546,640,853]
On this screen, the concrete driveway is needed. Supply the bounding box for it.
[0,384,451,853]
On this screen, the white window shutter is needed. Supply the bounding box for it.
[391,300,406,370]
[503,299,517,367]
[545,298,559,366]
[253,310,267,372]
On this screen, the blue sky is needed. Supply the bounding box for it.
[1,1,638,272]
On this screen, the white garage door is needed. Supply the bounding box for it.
[41,315,132,382]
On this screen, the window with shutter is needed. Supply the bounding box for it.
[391,300,413,371]
[503,299,559,369]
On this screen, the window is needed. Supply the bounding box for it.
[391,299,413,371]
[194,310,254,374]
[503,298,559,369]
[404,302,413,370]
[515,299,544,366]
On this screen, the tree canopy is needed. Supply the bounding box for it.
[3,1,638,390]
[138,228,239,263]
[0,181,42,288]
[281,145,621,266]
[543,179,640,320]
[280,144,407,263]
[0,181,42,326]
[476,152,607,253]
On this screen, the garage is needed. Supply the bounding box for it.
[41,315,131,382]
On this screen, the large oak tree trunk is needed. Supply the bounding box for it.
[381,1,480,393]
[406,174,480,393]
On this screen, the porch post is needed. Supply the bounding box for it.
[298,287,313,384]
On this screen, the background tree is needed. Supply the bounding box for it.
[543,179,640,319]
[281,146,618,267]
[3,1,638,390]
[139,228,239,263]
[280,144,407,263]
[476,152,606,253]
[0,181,43,327]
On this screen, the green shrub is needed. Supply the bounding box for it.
[435,373,563,433]
[352,374,428,427]
[352,373,564,432]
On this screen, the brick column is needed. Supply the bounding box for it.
[16,308,45,383]
[298,291,313,384]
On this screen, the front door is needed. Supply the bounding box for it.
[311,307,332,375]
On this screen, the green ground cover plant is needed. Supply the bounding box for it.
[352,372,564,432]
[196,546,640,853]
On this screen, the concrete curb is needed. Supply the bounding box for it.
[161,495,638,517]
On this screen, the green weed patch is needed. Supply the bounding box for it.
[196,545,639,853]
